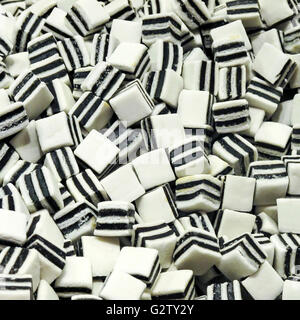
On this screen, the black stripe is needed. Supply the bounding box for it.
[9,249,29,274]
[50,150,65,180]
[215,116,249,128]
[82,170,104,203]
[213,105,248,116]
[10,161,31,184]
[36,169,60,212]
[0,247,16,269]
[24,174,42,211]
[176,179,221,191]
[61,40,76,70]
[216,51,248,63]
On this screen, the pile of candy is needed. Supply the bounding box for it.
[1,0,300,300]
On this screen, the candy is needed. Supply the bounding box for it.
[101,163,145,202]
[216,233,267,280]
[14,11,44,53]
[110,19,142,44]
[177,90,213,127]
[0,209,27,247]
[42,79,75,116]
[36,112,82,153]
[54,256,93,298]
[248,160,289,205]
[258,0,294,27]
[212,38,250,68]
[25,210,66,283]
[109,79,153,127]
[175,174,222,213]
[179,212,215,235]
[282,276,300,300]
[172,0,211,30]
[57,36,90,72]
[173,229,221,275]
[0,61,13,89]
[75,129,120,177]
[169,137,210,178]
[241,261,283,300]
[108,42,150,80]
[9,120,43,163]
[245,77,283,117]
[64,239,76,257]
[222,175,256,212]
[207,280,242,300]
[70,92,113,132]
[76,236,120,280]
[0,274,33,300]
[255,122,292,160]
[114,247,161,288]
[30,54,69,85]
[148,40,183,74]
[90,33,117,66]
[66,0,110,37]
[54,201,97,241]
[3,160,41,187]
[135,184,178,223]
[182,60,218,95]
[213,133,258,175]
[132,148,175,190]
[41,8,74,41]
[252,233,275,265]
[271,232,300,278]
[95,201,135,237]
[253,212,279,236]
[36,279,59,300]
[218,65,246,101]
[151,270,195,300]
[214,209,256,241]
[0,0,298,301]
[5,52,30,78]
[18,166,63,214]
[81,62,125,101]
[141,114,185,150]
[72,66,93,99]
[0,35,12,60]
[253,43,297,88]
[0,246,40,291]
[103,119,143,163]
[213,99,250,134]
[225,0,263,29]
[44,147,79,182]
[0,142,19,185]
[9,71,54,119]
[105,0,137,28]
[59,183,75,208]
[66,169,108,207]
[132,221,177,269]
[100,270,146,300]
[141,13,183,47]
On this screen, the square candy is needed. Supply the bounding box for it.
[135,184,178,224]
[75,130,120,176]
[277,198,300,234]
[177,90,213,127]
[222,175,256,212]
[109,80,153,127]
[132,148,175,190]
[214,209,256,241]
[100,270,146,300]
[101,164,145,203]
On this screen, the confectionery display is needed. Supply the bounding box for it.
[0,0,300,301]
